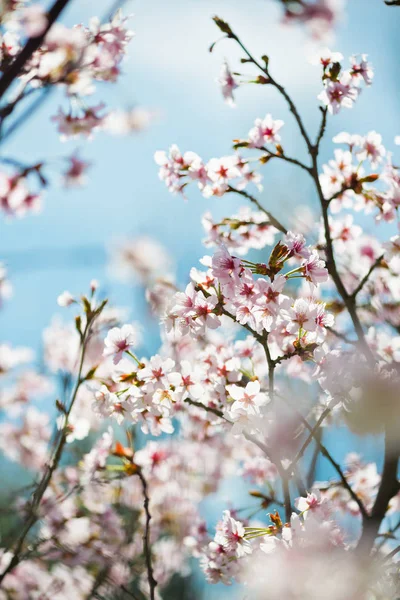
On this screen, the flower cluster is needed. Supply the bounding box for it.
[155,145,262,198]
[316,49,373,114]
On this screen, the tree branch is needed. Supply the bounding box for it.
[285,400,368,520]
[135,468,157,600]
[227,186,287,233]
[350,254,384,300]
[0,0,72,101]
[0,308,100,583]
[358,440,399,552]
[260,146,312,174]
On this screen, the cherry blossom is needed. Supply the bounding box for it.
[217,61,238,106]
[103,324,138,364]
[248,113,284,148]
[227,380,268,417]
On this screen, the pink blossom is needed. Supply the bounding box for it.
[103,324,137,364]
[217,61,238,106]
[318,76,358,114]
[57,290,75,307]
[248,113,284,148]
[227,380,268,416]
[302,251,329,286]
[214,511,252,557]
[284,298,319,333]
[63,155,91,187]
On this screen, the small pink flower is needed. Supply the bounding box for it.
[227,380,268,416]
[302,251,329,286]
[217,61,238,106]
[57,291,75,307]
[103,324,137,364]
[248,113,284,148]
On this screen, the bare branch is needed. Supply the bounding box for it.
[227,186,287,233]
[135,468,157,600]
[260,146,312,174]
[351,254,384,300]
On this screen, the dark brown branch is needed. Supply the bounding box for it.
[135,468,157,600]
[0,0,72,101]
[351,254,384,300]
[311,157,374,361]
[184,397,225,419]
[285,400,368,520]
[260,146,312,174]
[0,0,129,143]
[326,185,354,203]
[281,474,292,523]
[327,326,357,345]
[315,107,328,149]
[0,87,51,143]
[259,333,275,397]
[358,440,399,552]
[382,544,400,562]
[307,426,323,489]
[225,27,313,153]
[292,407,331,467]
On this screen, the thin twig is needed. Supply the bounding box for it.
[287,401,368,520]
[315,107,328,149]
[381,544,400,562]
[292,407,331,468]
[351,254,384,300]
[307,426,323,489]
[326,185,354,203]
[359,440,399,552]
[135,468,157,600]
[226,26,313,153]
[260,146,311,174]
[227,186,287,233]
[327,326,357,345]
[1,87,52,143]
[184,397,225,419]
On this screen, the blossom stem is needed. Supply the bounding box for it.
[127,350,142,367]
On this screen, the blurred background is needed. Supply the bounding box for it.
[0,0,399,597]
